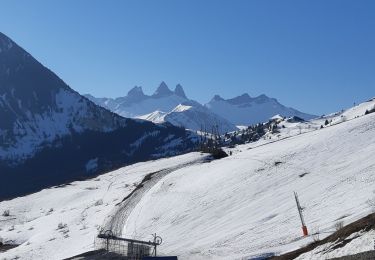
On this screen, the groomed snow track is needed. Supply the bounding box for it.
[102,156,212,237]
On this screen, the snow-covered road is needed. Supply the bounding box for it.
[103,157,210,237]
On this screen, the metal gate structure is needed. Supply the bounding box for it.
[95,230,162,260]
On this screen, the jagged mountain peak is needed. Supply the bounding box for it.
[152,81,173,98]
[227,93,253,105]
[174,84,187,98]
[211,94,224,102]
[127,86,145,97]
[0,32,195,199]
[209,93,276,105]
[206,92,315,125]
[0,32,74,116]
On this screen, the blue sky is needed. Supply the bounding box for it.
[1,0,374,115]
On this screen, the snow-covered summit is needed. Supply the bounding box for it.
[171,103,192,112]
[0,32,127,163]
[139,102,238,134]
[86,83,238,133]
[87,86,316,133]
[0,32,196,199]
[85,82,189,117]
[206,93,316,125]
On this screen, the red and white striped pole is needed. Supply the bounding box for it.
[294,191,308,236]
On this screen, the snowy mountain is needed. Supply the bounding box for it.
[205,93,316,126]
[0,32,195,199]
[1,98,374,259]
[87,85,316,131]
[139,103,237,134]
[86,83,238,134]
[85,82,188,118]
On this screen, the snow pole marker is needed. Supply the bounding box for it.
[294,191,308,236]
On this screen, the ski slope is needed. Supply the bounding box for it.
[1,99,375,259]
[0,153,207,260]
[123,111,375,259]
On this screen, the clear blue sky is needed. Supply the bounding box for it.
[1,0,374,115]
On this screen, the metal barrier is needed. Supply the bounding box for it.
[95,230,162,260]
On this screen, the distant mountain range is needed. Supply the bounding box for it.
[0,32,195,199]
[85,83,238,134]
[206,93,316,126]
[0,30,316,199]
[85,82,189,118]
[87,84,316,132]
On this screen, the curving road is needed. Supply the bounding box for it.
[102,156,210,237]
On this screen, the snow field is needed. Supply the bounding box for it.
[0,153,204,260]
[123,113,375,259]
[1,98,375,259]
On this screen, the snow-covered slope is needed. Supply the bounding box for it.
[1,99,375,259]
[0,153,206,260]
[205,93,316,126]
[138,110,167,124]
[0,32,195,199]
[139,103,238,134]
[86,83,238,134]
[122,109,375,260]
[296,224,375,259]
[312,97,375,127]
[0,32,125,162]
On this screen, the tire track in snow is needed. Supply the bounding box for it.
[102,156,211,237]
